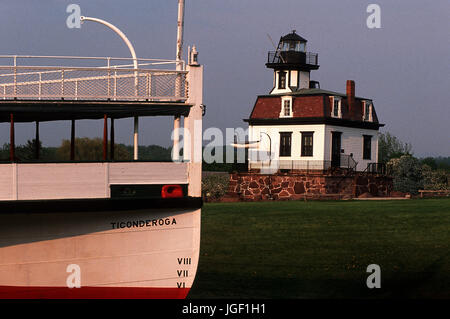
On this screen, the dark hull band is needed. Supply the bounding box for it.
[0,197,203,215]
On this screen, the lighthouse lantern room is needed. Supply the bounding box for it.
[267,31,319,94]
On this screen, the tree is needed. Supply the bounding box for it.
[57,137,131,161]
[0,140,42,161]
[17,139,41,161]
[421,157,438,170]
[0,140,58,162]
[378,132,412,163]
[124,144,172,161]
[435,156,450,171]
[0,143,10,161]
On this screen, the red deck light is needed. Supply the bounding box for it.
[161,185,184,198]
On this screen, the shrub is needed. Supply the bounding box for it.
[202,174,229,202]
[421,165,449,190]
[387,155,423,194]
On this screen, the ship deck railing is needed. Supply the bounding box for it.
[0,55,187,102]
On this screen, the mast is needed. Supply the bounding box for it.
[176,0,185,71]
[173,0,185,161]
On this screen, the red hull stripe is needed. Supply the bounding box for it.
[0,286,190,299]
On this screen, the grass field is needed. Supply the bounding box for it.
[188,198,450,299]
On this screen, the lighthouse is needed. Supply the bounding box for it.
[266,31,320,95]
[244,31,384,173]
[227,31,393,201]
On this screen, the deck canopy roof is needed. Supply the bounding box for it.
[0,100,191,122]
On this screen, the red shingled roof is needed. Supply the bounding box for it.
[249,94,379,124]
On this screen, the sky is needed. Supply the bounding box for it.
[0,0,448,157]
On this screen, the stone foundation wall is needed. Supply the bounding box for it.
[228,172,392,201]
[353,174,393,197]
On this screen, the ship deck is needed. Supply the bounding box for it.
[0,55,195,162]
[0,55,192,122]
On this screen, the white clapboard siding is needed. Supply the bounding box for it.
[18,163,107,200]
[109,162,188,184]
[0,162,189,201]
[324,125,379,171]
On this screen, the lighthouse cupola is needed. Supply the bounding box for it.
[280,31,307,53]
[267,31,319,94]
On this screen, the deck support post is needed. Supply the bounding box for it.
[10,113,15,162]
[35,121,40,160]
[173,116,181,161]
[70,119,75,161]
[110,118,115,161]
[103,114,108,161]
[133,116,138,160]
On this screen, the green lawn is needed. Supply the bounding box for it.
[188,198,450,299]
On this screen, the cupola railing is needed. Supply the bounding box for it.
[267,51,319,66]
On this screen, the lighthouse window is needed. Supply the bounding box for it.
[333,100,339,117]
[280,97,293,118]
[283,99,291,117]
[278,72,287,89]
[299,42,306,52]
[363,135,372,160]
[301,132,314,157]
[364,101,372,121]
[332,97,341,118]
[279,132,292,157]
[282,42,291,51]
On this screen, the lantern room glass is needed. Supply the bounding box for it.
[281,40,306,52]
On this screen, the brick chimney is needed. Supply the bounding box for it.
[346,80,355,116]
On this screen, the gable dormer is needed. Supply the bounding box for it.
[279,96,293,118]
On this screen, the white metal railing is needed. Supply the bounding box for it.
[248,158,359,172]
[0,55,185,69]
[0,55,187,101]
[340,154,358,170]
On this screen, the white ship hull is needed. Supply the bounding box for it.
[0,206,200,299]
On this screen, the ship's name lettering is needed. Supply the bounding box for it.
[111,218,177,229]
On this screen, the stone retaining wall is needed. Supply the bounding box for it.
[228,172,392,201]
[353,174,393,197]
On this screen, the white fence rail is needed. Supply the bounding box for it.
[0,55,187,101]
